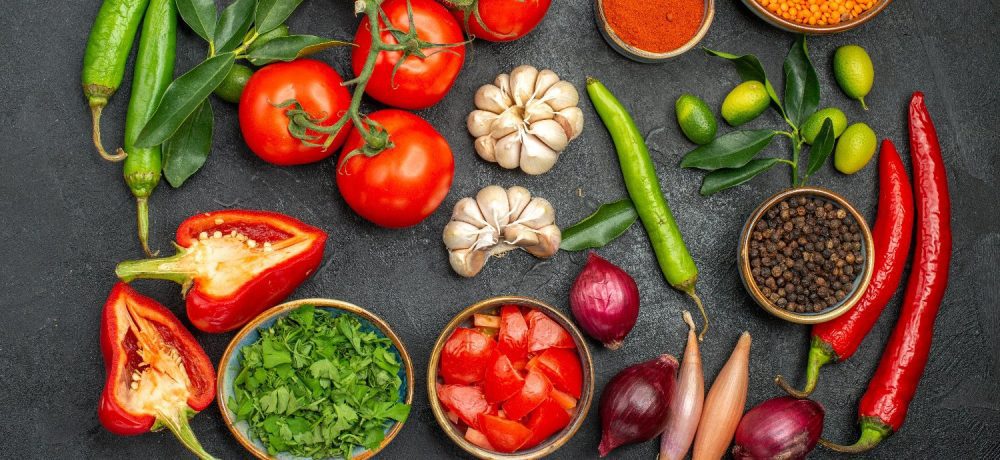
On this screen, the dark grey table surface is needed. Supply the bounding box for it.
[2,0,999,458]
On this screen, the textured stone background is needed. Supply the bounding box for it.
[1,0,998,458]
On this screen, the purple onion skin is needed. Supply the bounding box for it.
[598,354,679,457]
[570,252,640,350]
[731,396,825,460]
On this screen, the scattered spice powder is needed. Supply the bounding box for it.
[602,0,705,54]
[756,0,877,26]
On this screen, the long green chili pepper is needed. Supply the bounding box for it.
[123,0,176,256]
[82,0,150,161]
[586,77,710,341]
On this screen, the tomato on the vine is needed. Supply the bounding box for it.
[352,0,465,110]
[238,59,351,166]
[336,109,455,227]
[444,0,552,42]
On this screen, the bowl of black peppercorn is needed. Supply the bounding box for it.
[737,187,875,324]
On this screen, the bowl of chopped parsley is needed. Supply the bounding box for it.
[218,298,414,459]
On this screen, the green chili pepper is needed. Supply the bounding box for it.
[82,0,150,161]
[123,0,176,256]
[586,77,710,340]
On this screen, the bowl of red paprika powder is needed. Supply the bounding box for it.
[595,0,714,62]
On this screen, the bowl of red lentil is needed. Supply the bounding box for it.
[743,0,892,34]
[737,187,875,324]
[594,0,715,62]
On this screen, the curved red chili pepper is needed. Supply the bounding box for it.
[821,92,952,453]
[115,210,327,333]
[776,139,914,397]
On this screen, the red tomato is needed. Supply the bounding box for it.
[239,59,351,165]
[521,398,572,449]
[532,348,583,399]
[437,384,492,429]
[478,413,533,453]
[525,310,575,352]
[336,109,455,227]
[484,353,525,403]
[497,305,529,361]
[501,369,552,420]
[440,327,496,384]
[549,388,578,411]
[445,0,552,42]
[352,0,465,110]
[465,427,495,450]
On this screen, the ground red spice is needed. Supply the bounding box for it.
[603,0,705,53]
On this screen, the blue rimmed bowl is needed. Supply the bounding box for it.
[217,298,414,460]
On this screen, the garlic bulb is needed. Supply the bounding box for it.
[443,185,561,277]
[467,65,584,175]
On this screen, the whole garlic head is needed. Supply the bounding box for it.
[443,185,561,277]
[467,65,584,175]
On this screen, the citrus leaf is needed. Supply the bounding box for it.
[783,35,820,128]
[214,0,255,54]
[255,0,305,35]
[680,130,777,171]
[805,119,835,178]
[135,52,235,147]
[560,199,638,251]
[176,0,216,43]
[163,99,214,188]
[700,158,781,195]
[246,35,353,66]
[705,48,785,116]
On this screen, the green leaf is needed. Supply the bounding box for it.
[680,130,777,171]
[559,199,638,251]
[246,35,353,66]
[782,35,820,127]
[163,99,214,187]
[255,0,304,35]
[700,158,781,195]
[214,0,255,54]
[176,0,216,43]
[805,119,835,178]
[136,53,235,147]
[705,48,784,115]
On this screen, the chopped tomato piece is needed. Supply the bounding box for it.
[440,328,496,384]
[478,413,533,453]
[525,310,575,352]
[549,388,578,410]
[465,427,495,451]
[522,398,572,449]
[437,384,491,429]
[502,369,552,420]
[474,313,502,329]
[533,348,583,398]
[484,353,526,403]
[476,326,498,338]
[446,410,460,425]
[498,305,529,361]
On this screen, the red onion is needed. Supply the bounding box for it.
[598,354,678,457]
[732,396,825,460]
[570,252,639,350]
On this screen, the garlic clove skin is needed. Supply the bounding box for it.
[514,197,557,228]
[452,197,489,227]
[443,220,482,250]
[532,69,561,100]
[504,223,541,247]
[468,110,498,138]
[542,81,580,112]
[522,224,561,258]
[476,185,511,230]
[518,133,559,175]
[509,65,539,105]
[491,110,522,140]
[474,136,497,162]
[450,248,489,278]
[524,100,555,123]
[494,133,523,170]
[555,106,585,141]
[495,73,512,97]
[529,118,570,152]
[475,84,511,114]
[506,186,533,219]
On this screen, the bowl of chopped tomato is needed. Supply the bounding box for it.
[427,296,595,459]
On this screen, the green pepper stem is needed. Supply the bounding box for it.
[91,104,127,162]
[819,417,891,454]
[155,409,218,460]
[116,246,194,287]
[136,197,157,257]
[775,336,836,398]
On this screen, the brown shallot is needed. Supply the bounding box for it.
[659,311,704,460]
[692,332,751,460]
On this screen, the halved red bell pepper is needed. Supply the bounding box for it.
[502,368,552,420]
[525,310,575,352]
[484,353,526,403]
[522,398,573,449]
[115,210,327,333]
[99,283,217,459]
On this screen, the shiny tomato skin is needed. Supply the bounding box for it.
[440,327,496,384]
[447,0,552,42]
[239,59,351,165]
[484,353,525,403]
[497,305,529,361]
[501,369,552,420]
[352,0,465,110]
[522,398,572,449]
[336,109,455,228]
[525,310,575,352]
[478,413,533,453]
[437,384,492,429]
[533,348,583,399]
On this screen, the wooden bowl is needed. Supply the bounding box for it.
[737,187,875,324]
[427,296,595,459]
[217,298,414,460]
[741,0,893,34]
[594,0,715,62]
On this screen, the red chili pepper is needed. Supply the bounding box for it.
[821,92,952,453]
[115,210,327,332]
[776,139,914,397]
[98,282,217,459]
